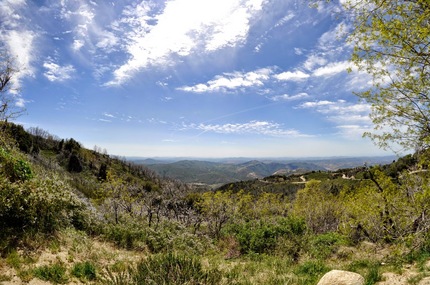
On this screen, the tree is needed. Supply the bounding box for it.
[340,0,430,152]
[0,50,23,123]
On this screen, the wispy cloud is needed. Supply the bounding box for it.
[178,67,273,93]
[335,124,373,138]
[107,0,267,85]
[299,99,372,138]
[303,54,327,71]
[312,61,350,77]
[299,100,370,119]
[181,120,311,137]
[2,30,36,92]
[43,60,75,82]
[59,1,95,52]
[269,92,309,101]
[103,113,116,118]
[274,12,295,28]
[274,70,310,81]
[0,0,36,94]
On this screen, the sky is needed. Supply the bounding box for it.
[0,0,393,158]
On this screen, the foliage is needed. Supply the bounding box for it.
[293,180,343,233]
[71,261,97,281]
[198,190,289,238]
[347,260,381,285]
[309,232,349,260]
[341,167,430,243]
[103,253,221,285]
[0,146,33,182]
[33,262,68,284]
[0,174,90,251]
[336,0,430,152]
[226,216,306,257]
[294,260,330,285]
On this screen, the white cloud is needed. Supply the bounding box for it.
[299,99,370,118]
[0,0,26,28]
[317,22,350,51]
[294,48,304,55]
[300,100,335,108]
[43,61,75,82]
[181,120,310,137]
[270,93,309,101]
[15,97,27,108]
[335,124,373,138]
[103,113,115,118]
[96,32,118,52]
[299,99,372,138]
[2,30,36,93]
[312,61,350,77]
[60,2,95,39]
[178,67,273,93]
[274,12,295,28]
[108,0,267,85]
[303,54,327,70]
[274,70,310,81]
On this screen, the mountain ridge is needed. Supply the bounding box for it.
[135,156,396,187]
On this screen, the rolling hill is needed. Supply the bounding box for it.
[136,156,395,187]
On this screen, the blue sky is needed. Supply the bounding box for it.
[1,0,392,158]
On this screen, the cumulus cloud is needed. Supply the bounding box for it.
[178,67,273,93]
[181,120,310,137]
[43,60,75,82]
[107,0,267,85]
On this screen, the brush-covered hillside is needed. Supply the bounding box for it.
[140,159,326,187]
[2,122,430,285]
[138,157,396,188]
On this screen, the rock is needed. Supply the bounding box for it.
[317,270,365,285]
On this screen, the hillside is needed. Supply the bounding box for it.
[137,157,395,187]
[1,122,430,285]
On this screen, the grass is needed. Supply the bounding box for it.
[0,227,429,285]
[71,261,97,281]
[347,259,382,285]
[33,262,68,284]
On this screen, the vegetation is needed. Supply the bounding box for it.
[0,122,430,284]
[0,1,429,284]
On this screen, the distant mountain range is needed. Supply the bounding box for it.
[132,156,396,187]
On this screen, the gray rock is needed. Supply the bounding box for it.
[317,270,365,285]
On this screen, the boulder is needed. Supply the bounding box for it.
[317,270,365,285]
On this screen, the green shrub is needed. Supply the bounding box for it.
[227,216,306,256]
[33,262,68,284]
[131,252,221,285]
[309,232,348,259]
[104,223,147,250]
[0,176,90,252]
[0,147,33,182]
[294,260,330,285]
[71,261,97,281]
[102,253,221,285]
[347,260,381,285]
